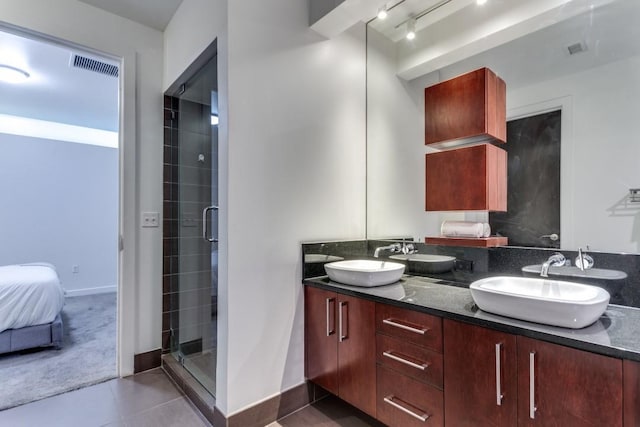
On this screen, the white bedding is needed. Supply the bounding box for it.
[0,263,65,333]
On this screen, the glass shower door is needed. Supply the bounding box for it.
[171,54,218,397]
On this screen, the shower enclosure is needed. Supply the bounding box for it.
[164,50,218,397]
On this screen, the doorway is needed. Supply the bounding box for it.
[0,27,119,409]
[163,50,219,397]
[490,110,561,248]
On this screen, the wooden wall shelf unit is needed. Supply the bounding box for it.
[425,236,508,247]
[425,143,507,212]
[425,67,506,147]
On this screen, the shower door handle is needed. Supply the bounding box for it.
[202,205,219,243]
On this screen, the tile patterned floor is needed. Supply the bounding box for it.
[267,395,385,427]
[0,369,211,427]
[0,368,385,427]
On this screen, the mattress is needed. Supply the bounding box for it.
[0,263,65,333]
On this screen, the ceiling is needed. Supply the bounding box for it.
[0,1,184,135]
[0,29,119,132]
[77,0,183,31]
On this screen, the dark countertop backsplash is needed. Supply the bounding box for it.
[302,239,640,308]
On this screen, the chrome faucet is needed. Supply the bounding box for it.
[540,252,566,277]
[575,247,594,271]
[401,242,417,255]
[373,243,402,258]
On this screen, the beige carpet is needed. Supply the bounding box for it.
[0,292,117,410]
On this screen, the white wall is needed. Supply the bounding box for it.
[0,134,118,295]
[165,0,367,416]
[0,0,164,374]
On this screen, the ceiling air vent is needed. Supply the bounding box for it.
[71,54,119,77]
[566,41,588,56]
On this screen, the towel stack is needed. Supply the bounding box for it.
[441,221,491,238]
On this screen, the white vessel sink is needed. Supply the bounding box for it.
[390,254,455,273]
[324,260,405,287]
[470,276,610,329]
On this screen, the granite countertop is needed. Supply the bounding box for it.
[304,274,640,362]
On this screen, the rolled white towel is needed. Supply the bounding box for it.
[441,221,491,238]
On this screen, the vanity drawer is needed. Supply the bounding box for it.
[376,303,443,352]
[377,365,443,427]
[376,333,443,389]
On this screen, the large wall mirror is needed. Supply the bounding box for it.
[366,0,640,254]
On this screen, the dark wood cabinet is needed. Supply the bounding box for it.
[624,360,640,427]
[517,336,622,427]
[425,143,507,211]
[306,289,630,426]
[424,67,506,146]
[376,303,444,426]
[444,320,517,427]
[444,320,623,427]
[305,286,338,394]
[304,286,376,417]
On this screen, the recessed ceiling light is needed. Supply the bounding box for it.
[0,65,30,84]
[377,5,388,20]
[406,19,416,40]
[477,0,488,5]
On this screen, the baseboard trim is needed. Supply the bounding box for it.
[134,349,162,373]
[162,354,318,427]
[65,285,117,297]
[226,382,315,427]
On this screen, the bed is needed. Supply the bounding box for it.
[0,263,65,354]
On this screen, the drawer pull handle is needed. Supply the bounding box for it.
[383,351,429,371]
[530,351,537,419]
[339,301,347,342]
[383,395,429,422]
[383,318,429,335]
[325,298,335,336]
[495,343,503,406]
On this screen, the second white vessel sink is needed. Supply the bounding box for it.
[324,260,405,287]
[470,276,610,329]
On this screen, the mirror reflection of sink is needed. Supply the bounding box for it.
[389,254,455,273]
[522,265,627,280]
[470,276,610,329]
[324,260,405,287]
[304,254,344,263]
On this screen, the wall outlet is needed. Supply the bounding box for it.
[454,259,474,272]
[72,265,79,274]
[142,212,160,228]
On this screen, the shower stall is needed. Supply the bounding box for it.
[163,45,218,397]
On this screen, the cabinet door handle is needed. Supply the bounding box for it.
[383,395,429,422]
[530,351,537,419]
[383,318,429,335]
[325,298,335,336]
[383,351,430,371]
[495,343,503,406]
[338,301,347,342]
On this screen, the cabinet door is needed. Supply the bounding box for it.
[424,67,506,145]
[517,336,622,427]
[624,360,640,427]
[443,320,517,427]
[425,143,507,212]
[304,286,338,395]
[338,294,376,417]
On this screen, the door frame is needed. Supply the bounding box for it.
[507,95,574,250]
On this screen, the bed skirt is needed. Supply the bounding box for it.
[0,313,63,354]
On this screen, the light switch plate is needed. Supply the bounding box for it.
[142,212,160,228]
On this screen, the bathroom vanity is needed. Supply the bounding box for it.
[304,274,640,426]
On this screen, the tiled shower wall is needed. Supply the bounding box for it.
[162,95,180,353]
[162,95,214,354]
